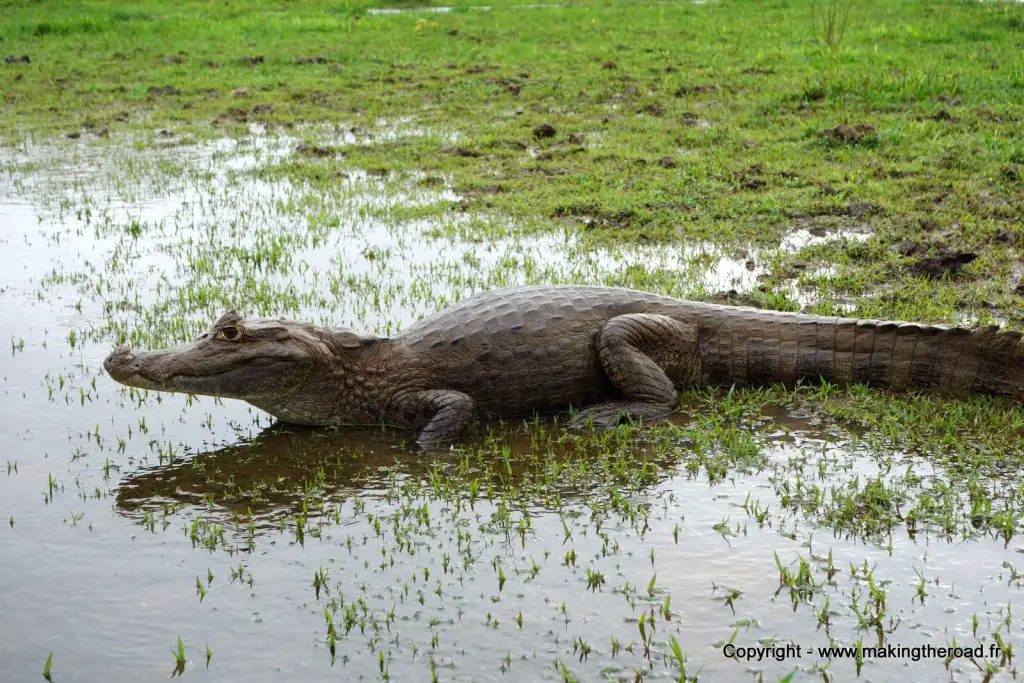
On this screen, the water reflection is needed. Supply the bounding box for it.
[116,425,410,520]
[114,418,684,531]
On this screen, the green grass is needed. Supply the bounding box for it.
[3,0,1024,324]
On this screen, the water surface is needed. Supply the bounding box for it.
[1,132,1021,682]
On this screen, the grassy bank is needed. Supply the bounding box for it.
[3,0,1024,324]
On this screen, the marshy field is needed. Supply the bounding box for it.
[2,0,1024,680]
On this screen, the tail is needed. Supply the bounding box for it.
[700,309,1024,400]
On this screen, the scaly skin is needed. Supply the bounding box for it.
[104,285,1024,446]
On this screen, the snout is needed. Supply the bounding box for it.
[103,344,170,390]
[104,345,139,381]
[103,341,205,391]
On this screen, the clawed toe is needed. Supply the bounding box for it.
[569,401,675,431]
[571,409,627,429]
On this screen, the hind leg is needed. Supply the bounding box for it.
[572,313,700,428]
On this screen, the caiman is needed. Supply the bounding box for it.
[104,285,1024,446]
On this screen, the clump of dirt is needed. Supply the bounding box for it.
[4,54,31,64]
[296,55,327,64]
[796,201,882,219]
[674,83,721,97]
[844,201,882,217]
[706,288,799,312]
[680,112,708,127]
[215,103,274,124]
[494,78,521,96]
[819,123,875,143]
[927,109,958,123]
[992,229,1017,245]
[707,289,766,307]
[294,144,338,158]
[642,200,692,213]
[736,164,767,190]
[242,55,265,66]
[532,123,557,139]
[456,184,506,199]
[442,145,480,158]
[147,85,181,96]
[908,250,978,279]
[895,240,920,256]
[554,204,633,229]
[879,168,915,179]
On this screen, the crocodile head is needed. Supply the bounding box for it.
[103,311,341,404]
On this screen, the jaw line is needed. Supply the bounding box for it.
[119,368,236,393]
[153,362,304,395]
[113,357,304,398]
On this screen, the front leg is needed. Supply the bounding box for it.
[388,389,476,447]
[574,313,700,428]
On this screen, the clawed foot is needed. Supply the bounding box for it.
[569,401,676,430]
[414,435,459,451]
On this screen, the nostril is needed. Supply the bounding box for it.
[104,346,137,374]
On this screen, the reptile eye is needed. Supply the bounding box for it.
[216,326,241,341]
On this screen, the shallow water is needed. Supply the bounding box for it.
[1,133,1021,682]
